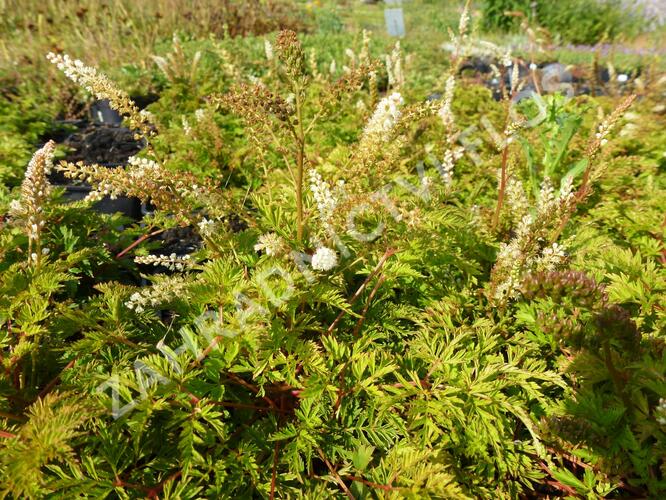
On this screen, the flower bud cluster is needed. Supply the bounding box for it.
[311,246,338,271]
[307,48,321,81]
[198,218,217,238]
[182,117,192,136]
[447,1,471,61]
[385,41,404,90]
[363,92,404,142]
[217,83,292,124]
[9,141,56,262]
[537,177,576,223]
[586,94,636,158]
[477,41,513,68]
[309,169,344,234]
[504,121,524,146]
[522,270,607,307]
[254,233,286,257]
[657,399,666,426]
[125,277,189,313]
[443,3,512,72]
[558,175,575,206]
[537,177,556,215]
[503,177,529,224]
[458,2,470,36]
[47,53,152,139]
[57,156,208,222]
[490,177,576,302]
[492,214,533,300]
[509,61,523,96]
[344,48,357,74]
[529,242,567,272]
[264,38,274,61]
[140,109,155,122]
[135,253,192,272]
[438,148,462,186]
[438,75,456,130]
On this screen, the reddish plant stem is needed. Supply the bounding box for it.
[113,470,182,498]
[115,228,165,259]
[550,156,599,243]
[531,445,647,497]
[491,62,526,232]
[352,274,387,337]
[146,470,182,498]
[332,373,348,412]
[0,430,17,439]
[332,345,353,411]
[602,339,632,412]
[294,85,306,245]
[270,442,279,500]
[190,334,224,367]
[13,360,21,391]
[347,476,397,492]
[537,462,579,497]
[210,400,287,413]
[36,358,77,401]
[113,478,150,493]
[226,372,280,410]
[545,445,644,496]
[337,373,434,412]
[227,414,261,444]
[317,448,354,500]
[659,213,666,265]
[1,321,14,385]
[5,353,21,375]
[0,410,25,422]
[384,378,431,390]
[327,248,397,334]
[334,337,435,412]
[491,145,510,231]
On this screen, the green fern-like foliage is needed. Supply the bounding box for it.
[1,9,665,499]
[1,392,94,498]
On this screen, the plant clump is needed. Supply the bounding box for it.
[0,2,665,499]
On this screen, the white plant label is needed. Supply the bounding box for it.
[385,8,405,37]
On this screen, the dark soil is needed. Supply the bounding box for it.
[157,226,203,256]
[225,213,249,233]
[46,121,144,187]
[63,123,144,165]
[457,57,636,101]
[135,214,248,274]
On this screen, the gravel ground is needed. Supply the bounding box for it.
[622,0,666,28]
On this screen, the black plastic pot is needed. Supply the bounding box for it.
[90,99,123,125]
[59,184,142,220]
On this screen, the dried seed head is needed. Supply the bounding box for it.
[276,30,306,80]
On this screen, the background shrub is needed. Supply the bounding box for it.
[481,0,641,44]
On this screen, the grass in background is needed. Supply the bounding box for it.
[0,0,308,82]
